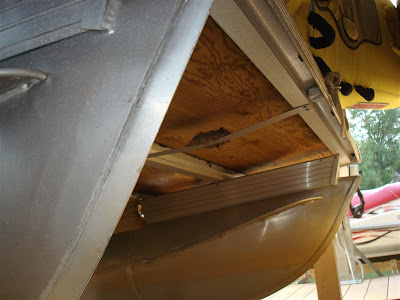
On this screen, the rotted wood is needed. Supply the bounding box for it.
[149,105,310,158]
[154,17,331,174]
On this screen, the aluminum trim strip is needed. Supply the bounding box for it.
[145,178,333,222]
[142,155,339,223]
[145,164,335,212]
[144,159,336,207]
[145,159,336,201]
[146,175,333,214]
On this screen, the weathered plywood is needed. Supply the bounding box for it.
[154,17,331,174]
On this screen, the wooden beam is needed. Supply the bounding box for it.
[146,143,243,181]
[153,17,333,174]
[314,241,342,300]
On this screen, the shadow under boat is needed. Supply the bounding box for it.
[82,172,360,299]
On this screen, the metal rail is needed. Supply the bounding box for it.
[354,246,384,277]
[141,155,338,223]
[0,68,47,81]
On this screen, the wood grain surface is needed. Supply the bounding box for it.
[314,242,342,300]
[134,17,331,195]
[154,17,331,173]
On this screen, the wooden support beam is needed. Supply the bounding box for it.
[314,241,342,300]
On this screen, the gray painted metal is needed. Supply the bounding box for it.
[141,156,339,223]
[0,0,117,61]
[82,176,361,299]
[0,0,212,299]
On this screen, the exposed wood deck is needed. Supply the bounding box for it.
[264,275,400,300]
[133,17,332,196]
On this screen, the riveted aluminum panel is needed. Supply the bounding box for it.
[0,0,112,61]
[0,0,212,299]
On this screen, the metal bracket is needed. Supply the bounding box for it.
[308,86,326,103]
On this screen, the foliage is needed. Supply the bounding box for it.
[348,108,400,189]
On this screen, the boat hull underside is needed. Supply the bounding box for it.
[82,176,360,300]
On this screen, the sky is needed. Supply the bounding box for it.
[391,0,397,6]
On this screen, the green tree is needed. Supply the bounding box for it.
[348,108,400,189]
